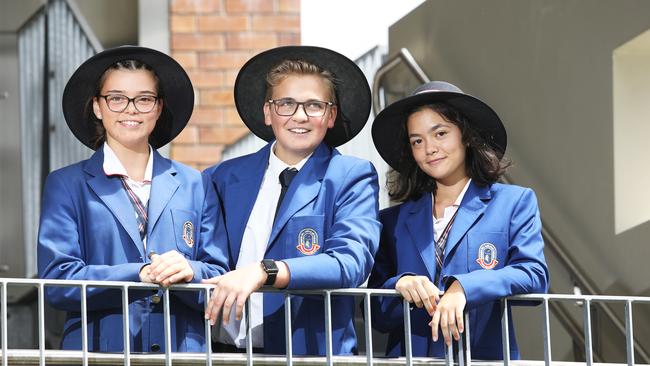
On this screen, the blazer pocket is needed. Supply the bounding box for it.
[286,215,325,257]
[171,209,198,257]
[467,231,507,271]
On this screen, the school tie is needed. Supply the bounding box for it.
[119,177,148,243]
[274,168,298,220]
[434,210,458,285]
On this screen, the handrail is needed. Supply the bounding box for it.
[501,173,650,363]
[371,48,430,116]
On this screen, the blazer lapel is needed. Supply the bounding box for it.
[224,145,268,264]
[84,149,144,256]
[266,143,331,252]
[405,193,438,279]
[444,181,491,259]
[147,151,180,238]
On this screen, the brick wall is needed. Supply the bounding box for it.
[169,0,301,170]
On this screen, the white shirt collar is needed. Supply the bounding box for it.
[268,141,312,176]
[453,178,472,206]
[102,142,153,183]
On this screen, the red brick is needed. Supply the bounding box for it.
[200,125,250,144]
[222,70,239,88]
[199,52,253,69]
[222,107,245,127]
[201,90,235,106]
[172,34,224,51]
[172,51,198,69]
[251,15,299,32]
[278,0,299,13]
[170,15,197,33]
[198,15,249,32]
[171,0,222,13]
[171,144,223,164]
[190,107,222,125]
[173,125,199,144]
[278,32,300,46]
[188,70,224,88]
[226,33,277,50]
[225,0,274,13]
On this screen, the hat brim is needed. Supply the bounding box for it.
[372,90,507,172]
[62,46,194,150]
[234,46,371,147]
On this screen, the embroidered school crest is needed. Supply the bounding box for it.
[296,228,320,255]
[476,242,498,269]
[182,221,194,248]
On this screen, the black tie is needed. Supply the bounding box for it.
[275,168,298,220]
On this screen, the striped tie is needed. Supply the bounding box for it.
[120,177,148,243]
[434,210,458,285]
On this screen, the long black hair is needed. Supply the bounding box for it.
[388,102,510,202]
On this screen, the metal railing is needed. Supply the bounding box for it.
[1,278,649,366]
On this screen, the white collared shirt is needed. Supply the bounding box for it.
[432,179,472,242]
[103,142,153,246]
[218,142,311,348]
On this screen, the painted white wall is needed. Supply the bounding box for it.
[301,0,425,61]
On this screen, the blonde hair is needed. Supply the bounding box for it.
[264,59,337,104]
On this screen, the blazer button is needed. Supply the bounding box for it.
[151,343,161,352]
[151,294,161,304]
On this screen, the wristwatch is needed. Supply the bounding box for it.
[261,259,278,286]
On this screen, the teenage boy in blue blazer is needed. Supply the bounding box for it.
[368,81,549,360]
[38,46,228,352]
[202,46,381,355]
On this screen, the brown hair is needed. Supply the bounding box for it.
[264,59,338,104]
[86,60,159,149]
[388,102,511,202]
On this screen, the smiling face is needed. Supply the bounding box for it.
[406,107,468,186]
[263,74,337,165]
[92,68,162,153]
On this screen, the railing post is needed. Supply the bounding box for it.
[324,291,333,366]
[245,298,253,366]
[122,285,130,366]
[501,298,510,365]
[583,299,593,366]
[542,298,552,366]
[284,293,293,366]
[38,283,45,366]
[403,298,413,366]
[163,287,172,366]
[1,281,7,366]
[458,311,472,366]
[204,287,212,366]
[364,292,373,366]
[81,283,88,366]
[625,300,634,366]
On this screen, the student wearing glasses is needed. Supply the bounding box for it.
[37,46,228,353]
[202,46,381,355]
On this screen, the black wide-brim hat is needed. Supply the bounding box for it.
[62,45,194,150]
[234,46,371,147]
[372,81,507,172]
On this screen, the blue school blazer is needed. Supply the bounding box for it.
[205,142,381,355]
[368,181,549,360]
[38,148,229,353]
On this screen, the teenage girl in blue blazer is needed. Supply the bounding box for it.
[37,46,228,352]
[369,81,549,360]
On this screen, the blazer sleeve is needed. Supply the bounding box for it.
[37,172,146,312]
[367,206,414,332]
[284,160,382,289]
[185,172,229,282]
[172,173,230,310]
[451,188,550,308]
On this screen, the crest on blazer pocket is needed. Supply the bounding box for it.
[476,242,498,269]
[182,221,194,248]
[296,228,320,255]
